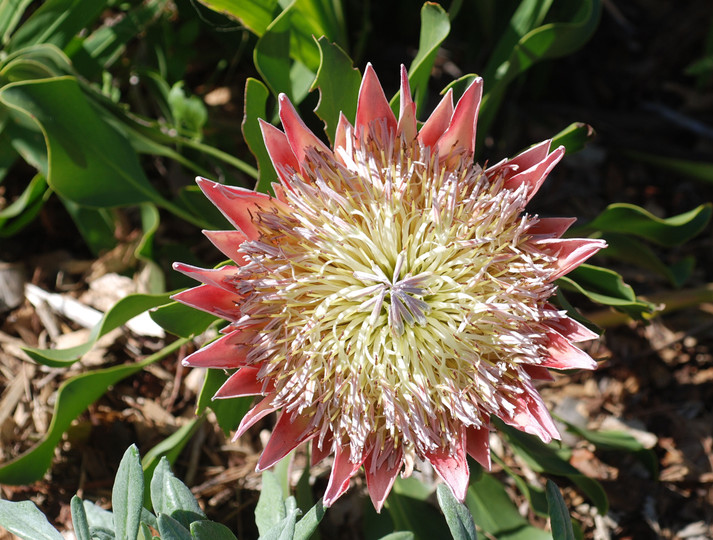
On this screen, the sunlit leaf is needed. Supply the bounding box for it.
[255,471,286,536]
[112,444,144,540]
[0,500,63,540]
[196,368,253,436]
[437,484,477,540]
[551,123,595,154]
[242,77,275,194]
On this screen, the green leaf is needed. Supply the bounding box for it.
[190,520,239,540]
[196,368,253,436]
[142,418,204,508]
[546,480,575,540]
[312,36,361,144]
[157,514,192,540]
[70,496,91,540]
[0,173,49,237]
[578,202,712,247]
[402,2,451,115]
[558,264,657,318]
[242,77,276,194]
[150,300,218,339]
[0,0,34,44]
[385,488,449,539]
[551,123,595,154]
[113,444,145,540]
[196,0,279,36]
[0,500,64,540]
[377,534,415,540]
[0,338,187,484]
[255,471,286,536]
[479,0,601,138]
[82,500,114,531]
[0,76,164,208]
[7,0,107,52]
[254,5,296,100]
[601,233,694,288]
[150,457,205,529]
[436,484,477,540]
[498,422,609,515]
[625,150,713,184]
[466,473,551,540]
[293,499,325,540]
[23,292,172,367]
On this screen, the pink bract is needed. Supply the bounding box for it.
[173,64,605,510]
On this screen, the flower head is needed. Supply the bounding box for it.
[173,65,605,510]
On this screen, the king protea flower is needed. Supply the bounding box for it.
[173,64,605,510]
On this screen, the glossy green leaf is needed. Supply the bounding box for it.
[70,496,91,540]
[196,0,279,36]
[546,480,575,540]
[0,173,47,228]
[385,489,448,539]
[312,36,361,144]
[0,338,187,484]
[150,457,205,529]
[157,514,192,540]
[563,423,645,452]
[558,264,657,318]
[196,368,253,436]
[190,520,239,540]
[578,202,712,247]
[293,499,325,540]
[378,534,415,540]
[150,301,218,338]
[437,484,477,540]
[402,2,451,115]
[113,444,145,540]
[0,76,163,207]
[255,471,286,536]
[0,500,63,540]
[0,44,74,82]
[7,0,107,52]
[242,77,276,194]
[492,454,548,518]
[551,123,595,154]
[254,6,295,100]
[23,292,172,367]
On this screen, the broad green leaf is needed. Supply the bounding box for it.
[196,368,253,436]
[558,264,656,318]
[149,301,217,338]
[142,418,204,508]
[0,44,74,81]
[0,173,47,224]
[112,444,145,540]
[392,476,433,501]
[255,471,286,536]
[601,233,694,288]
[0,500,64,540]
[86,528,114,540]
[436,484,477,540]
[378,534,415,540]
[190,520,239,540]
[23,292,172,367]
[385,489,449,539]
[551,123,595,154]
[196,0,279,36]
[157,514,192,540]
[7,0,107,52]
[578,202,712,247]
[293,499,325,540]
[312,36,361,144]
[135,203,165,294]
[546,480,575,540]
[0,0,34,44]
[492,454,548,518]
[399,2,451,115]
[70,496,91,540]
[150,458,205,529]
[241,77,276,194]
[466,473,550,540]
[0,76,164,208]
[254,5,295,100]
[563,424,645,452]
[0,338,187,484]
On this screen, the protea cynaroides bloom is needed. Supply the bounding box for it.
[173,64,605,510]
